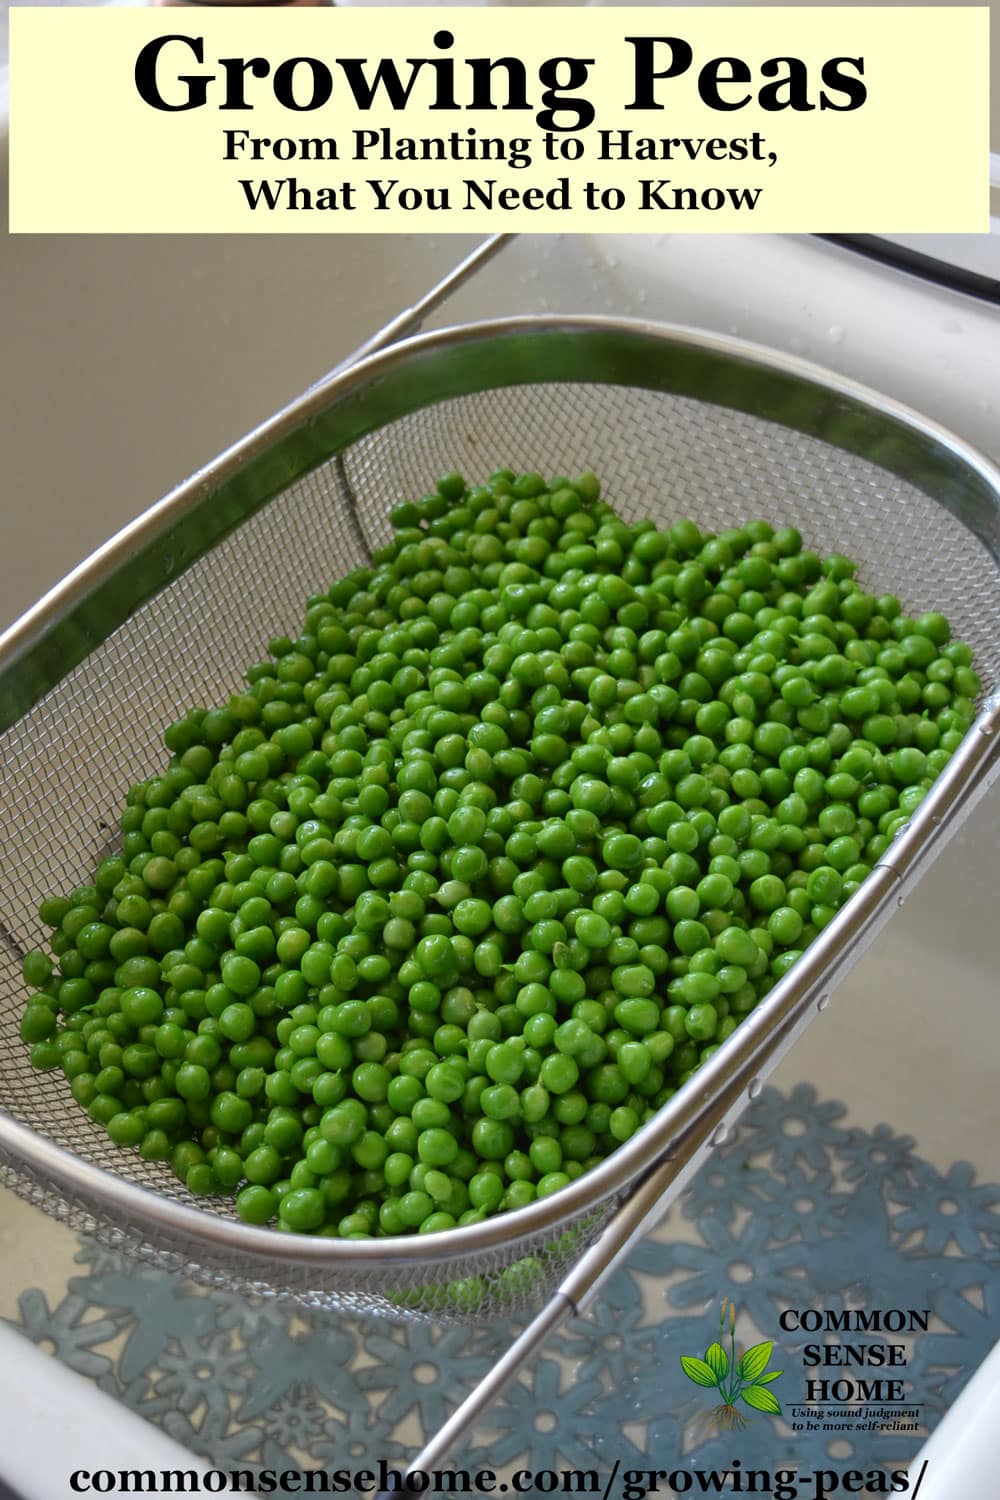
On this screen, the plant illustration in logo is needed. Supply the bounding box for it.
[680,1299,783,1433]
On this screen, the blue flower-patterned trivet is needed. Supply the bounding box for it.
[7,1085,998,1479]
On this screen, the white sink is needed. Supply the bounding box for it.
[1,173,999,1488]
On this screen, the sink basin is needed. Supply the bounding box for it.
[1,158,998,1490]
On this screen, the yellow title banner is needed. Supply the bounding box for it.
[8,7,990,234]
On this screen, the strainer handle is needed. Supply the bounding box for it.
[374,1019,804,1497]
[308,234,515,393]
[373,1149,699,1499]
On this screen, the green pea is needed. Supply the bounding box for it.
[280,1188,326,1232]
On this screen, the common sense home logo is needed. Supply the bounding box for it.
[680,1300,783,1434]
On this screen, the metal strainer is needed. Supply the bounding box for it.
[1,313,999,1475]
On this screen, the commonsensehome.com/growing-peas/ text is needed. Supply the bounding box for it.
[66,1457,930,1499]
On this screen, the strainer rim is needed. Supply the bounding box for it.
[1,313,998,1278]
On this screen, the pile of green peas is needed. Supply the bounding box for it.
[20,469,981,1240]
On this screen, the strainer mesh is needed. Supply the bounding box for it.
[1,381,998,1320]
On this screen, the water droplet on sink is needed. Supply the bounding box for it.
[747,1079,763,1100]
[710,1123,729,1146]
[817,994,831,1012]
